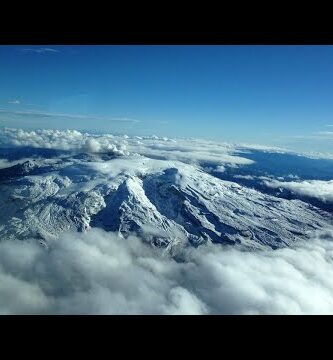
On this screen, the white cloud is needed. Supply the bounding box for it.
[215,165,226,173]
[0,228,333,314]
[0,128,129,156]
[0,128,85,150]
[236,143,288,152]
[233,174,256,180]
[8,100,20,105]
[0,159,14,169]
[4,127,332,178]
[315,131,333,137]
[82,138,128,156]
[0,109,140,123]
[21,48,60,54]
[264,179,333,203]
[0,158,36,169]
[0,128,257,169]
[124,137,255,168]
[288,131,333,142]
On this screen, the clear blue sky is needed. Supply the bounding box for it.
[0,45,333,152]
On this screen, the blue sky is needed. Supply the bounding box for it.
[0,45,333,152]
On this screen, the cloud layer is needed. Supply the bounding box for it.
[0,128,258,168]
[264,179,333,203]
[0,128,128,155]
[1,228,333,314]
[3,127,332,175]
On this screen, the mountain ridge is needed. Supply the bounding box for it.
[0,152,332,252]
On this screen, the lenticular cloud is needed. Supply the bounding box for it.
[1,228,333,315]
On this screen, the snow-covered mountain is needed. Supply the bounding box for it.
[1,129,332,252]
[2,128,333,315]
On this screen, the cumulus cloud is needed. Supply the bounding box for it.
[1,228,333,314]
[0,128,128,155]
[215,165,226,173]
[0,128,257,169]
[264,179,333,203]
[82,138,128,156]
[0,128,85,150]
[4,127,332,176]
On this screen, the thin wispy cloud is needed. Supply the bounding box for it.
[315,131,333,136]
[155,120,169,125]
[21,48,60,54]
[8,100,20,105]
[0,109,140,123]
[286,131,333,141]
